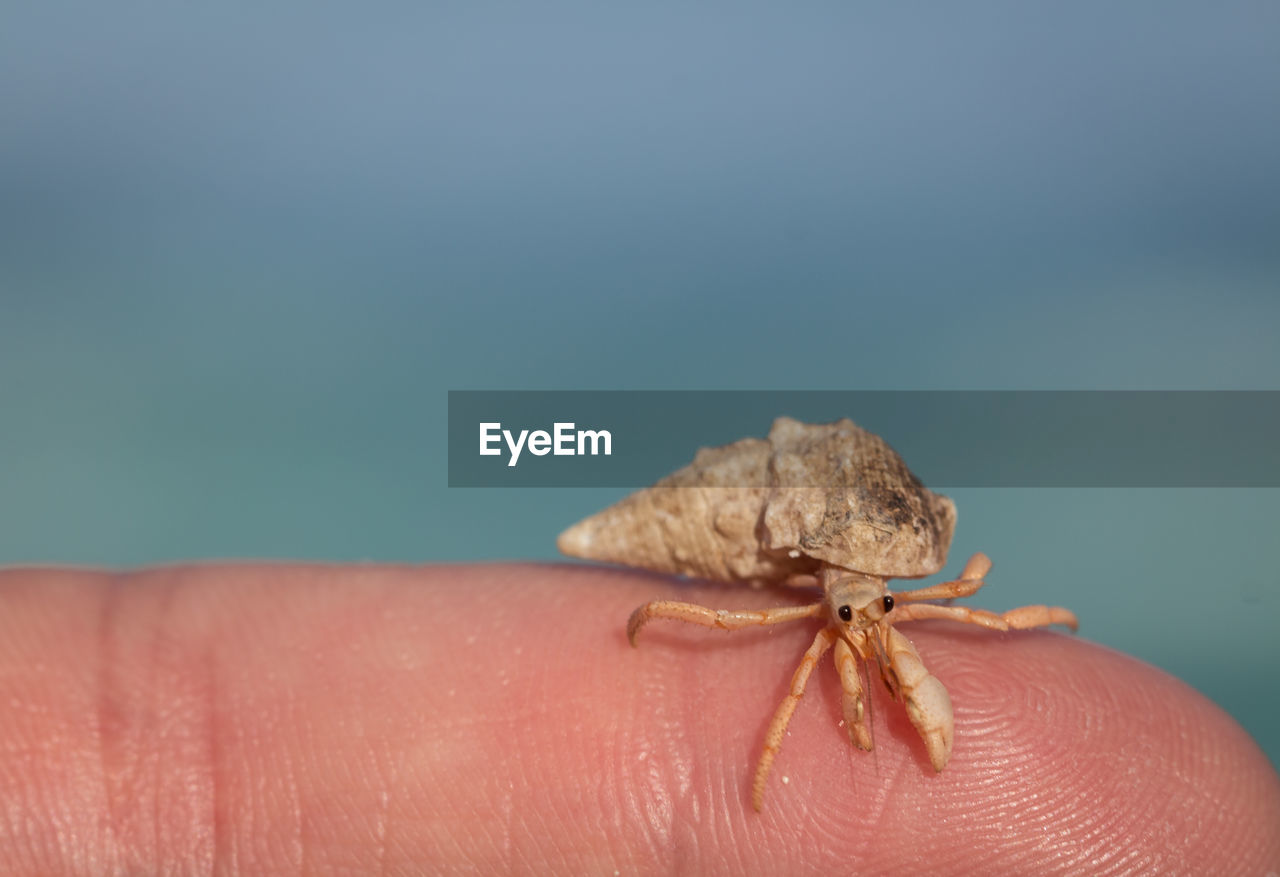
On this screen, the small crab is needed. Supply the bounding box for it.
[559,417,1078,811]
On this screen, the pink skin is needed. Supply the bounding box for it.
[0,563,1276,875]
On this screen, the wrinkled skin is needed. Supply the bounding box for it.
[0,563,1276,875]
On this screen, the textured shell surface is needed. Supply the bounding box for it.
[557,417,957,582]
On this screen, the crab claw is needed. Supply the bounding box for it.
[883,626,954,771]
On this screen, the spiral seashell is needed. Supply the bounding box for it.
[557,417,955,581]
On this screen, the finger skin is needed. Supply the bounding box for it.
[0,563,1276,875]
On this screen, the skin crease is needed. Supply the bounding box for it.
[0,564,1277,875]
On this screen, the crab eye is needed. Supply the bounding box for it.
[838,605,853,622]
[882,595,895,613]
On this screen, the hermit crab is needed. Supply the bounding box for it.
[558,416,1078,811]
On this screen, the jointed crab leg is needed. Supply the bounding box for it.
[626,600,822,646]
[890,601,1079,632]
[891,552,1078,631]
[752,626,837,811]
[879,625,954,771]
[890,602,1011,630]
[893,552,992,602]
[1000,605,1079,630]
[833,634,873,751]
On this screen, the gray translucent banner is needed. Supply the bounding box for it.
[447,391,1279,487]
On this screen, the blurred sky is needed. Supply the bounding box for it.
[2,4,1278,764]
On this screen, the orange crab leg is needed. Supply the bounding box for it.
[891,601,1078,632]
[893,552,992,603]
[833,633,873,751]
[752,626,838,811]
[626,600,823,646]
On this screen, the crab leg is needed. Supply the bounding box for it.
[880,625,954,771]
[626,601,823,646]
[833,634,873,751]
[890,602,1010,630]
[893,552,992,602]
[1000,604,1079,631]
[752,626,837,811]
[891,602,1078,632]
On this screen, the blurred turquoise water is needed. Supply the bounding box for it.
[2,4,1278,768]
